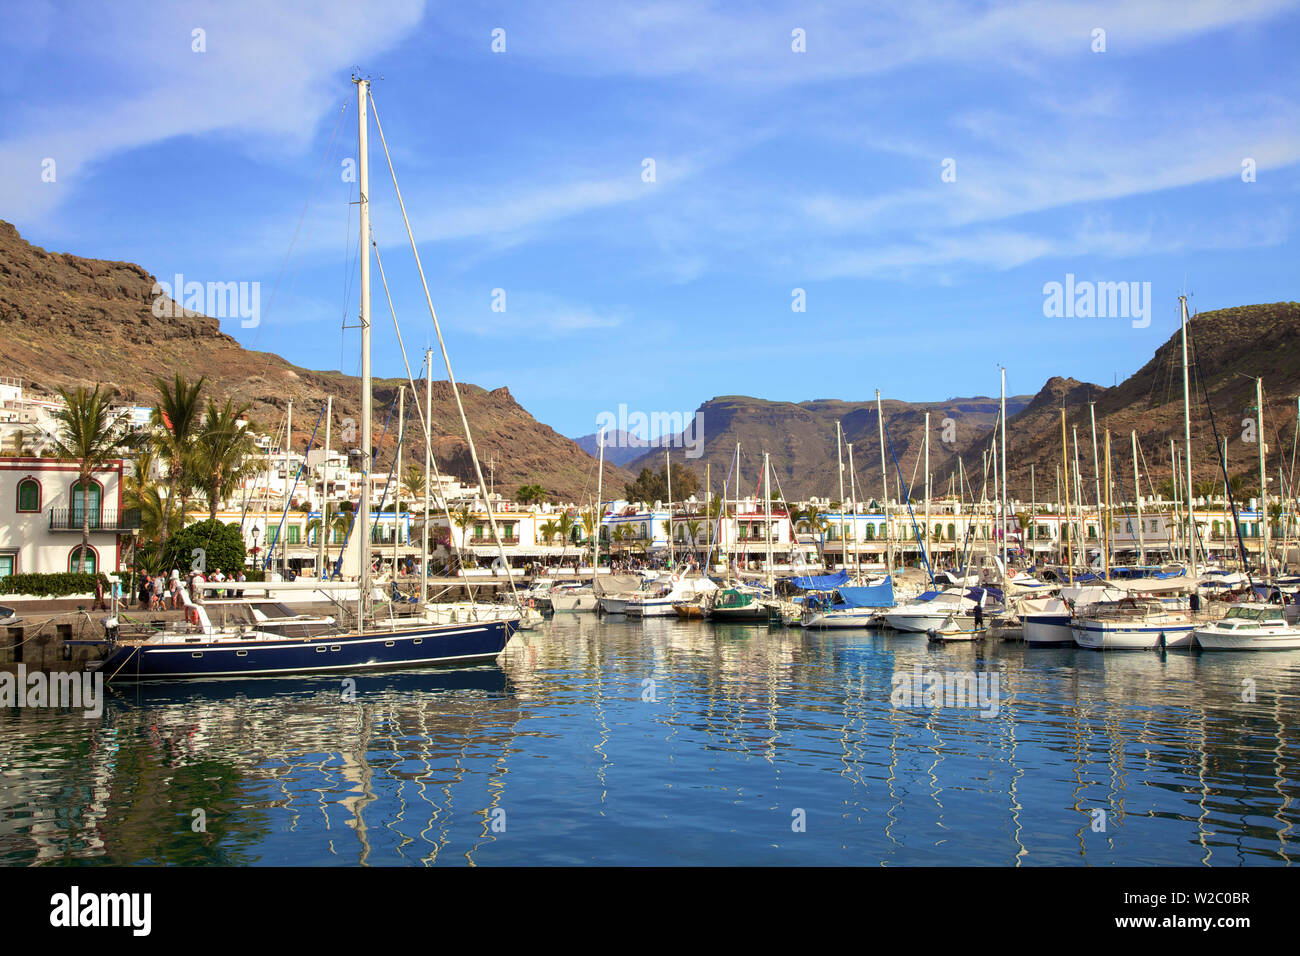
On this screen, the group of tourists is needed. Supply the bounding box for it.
[134,567,248,610]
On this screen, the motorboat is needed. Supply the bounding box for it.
[1070,596,1196,649]
[1019,585,1125,645]
[881,586,1003,633]
[927,614,988,642]
[626,574,718,617]
[706,586,770,623]
[1194,603,1300,650]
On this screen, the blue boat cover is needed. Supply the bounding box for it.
[790,569,850,590]
[836,577,895,608]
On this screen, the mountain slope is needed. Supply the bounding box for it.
[938,302,1300,501]
[0,220,625,502]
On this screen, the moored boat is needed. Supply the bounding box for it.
[1194,604,1300,650]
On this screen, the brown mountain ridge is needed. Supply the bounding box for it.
[0,220,626,502]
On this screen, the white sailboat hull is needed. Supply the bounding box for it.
[1072,619,1196,649]
[1022,614,1075,645]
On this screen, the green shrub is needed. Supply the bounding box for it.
[160,519,247,574]
[0,572,109,597]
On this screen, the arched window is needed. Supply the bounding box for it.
[947,523,956,541]
[16,477,40,513]
[864,524,875,540]
[71,479,102,529]
[69,545,97,573]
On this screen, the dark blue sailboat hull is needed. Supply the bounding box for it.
[98,620,515,682]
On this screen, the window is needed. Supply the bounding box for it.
[332,526,346,545]
[864,524,875,541]
[71,480,102,529]
[947,523,956,541]
[288,525,301,545]
[69,546,96,573]
[0,554,14,577]
[16,478,40,513]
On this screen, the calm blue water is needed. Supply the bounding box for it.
[1,615,1297,865]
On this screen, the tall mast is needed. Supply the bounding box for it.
[876,391,890,572]
[1089,401,1101,556]
[319,396,332,578]
[836,421,846,573]
[1180,295,1196,577]
[394,385,403,578]
[1257,376,1269,578]
[1103,429,1111,579]
[284,399,292,578]
[763,452,773,592]
[1132,430,1145,565]
[848,442,859,584]
[1170,439,1182,562]
[1060,408,1073,583]
[1029,463,1035,566]
[421,349,431,602]
[356,75,372,632]
[591,425,605,576]
[665,450,673,568]
[1055,463,1061,565]
[1000,367,1008,576]
[1072,426,1084,567]
[923,412,931,578]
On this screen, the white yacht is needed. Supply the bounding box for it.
[881,586,1001,633]
[626,575,718,617]
[1020,585,1126,645]
[1071,596,1196,649]
[1194,604,1300,650]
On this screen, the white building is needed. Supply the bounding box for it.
[0,456,130,577]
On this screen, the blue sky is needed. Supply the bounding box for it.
[3,1,1297,440]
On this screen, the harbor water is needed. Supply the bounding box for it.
[1,615,1297,866]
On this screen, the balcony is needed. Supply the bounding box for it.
[48,508,142,532]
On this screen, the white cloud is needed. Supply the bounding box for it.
[0,0,425,224]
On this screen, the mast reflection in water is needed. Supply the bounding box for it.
[1,617,1296,865]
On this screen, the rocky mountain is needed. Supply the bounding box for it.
[573,430,653,467]
[621,393,1032,502]
[617,302,1300,505]
[940,302,1300,503]
[0,220,626,502]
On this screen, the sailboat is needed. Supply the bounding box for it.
[92,78,517,681]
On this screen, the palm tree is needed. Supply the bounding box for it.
[51,385,129,573]
[516,483,546,506]
[194,397,259,520]
[684,518,703,559]
[557,512,576,561]
[124,445,166,543]
[153,373,207,546]
[539,519,560,549]
[402,464,427,505]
